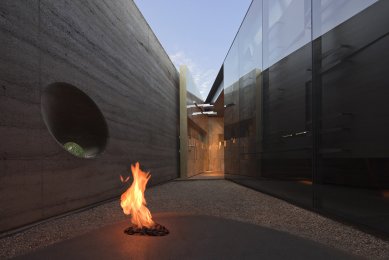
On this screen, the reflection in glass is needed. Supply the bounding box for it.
[238,0,262,77]
[263,0,311,68]
[222,0,389,235]
[315,0,389,233]
[224,38,240,175]
[312,0,378,39]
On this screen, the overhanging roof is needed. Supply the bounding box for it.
[205,65,223,103]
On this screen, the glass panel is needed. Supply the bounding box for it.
[238,0,263,177]
[224,40,240,175]
[238,0,262,78]
[225,0,313,208]
[312,0,378,39]
[223,0,389,235]
[261,42,313,207]
[315,0,389,233]
[263,0,311,68]
[185,67,203,103]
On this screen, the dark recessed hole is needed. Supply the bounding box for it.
[41,82,108,158]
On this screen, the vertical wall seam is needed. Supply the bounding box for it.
[38,0,44,218]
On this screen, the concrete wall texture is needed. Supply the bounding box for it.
[0,0,179,232]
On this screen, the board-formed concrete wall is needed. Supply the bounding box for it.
[0,0,179,232]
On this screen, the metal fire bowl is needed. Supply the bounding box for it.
[17,212,356,260]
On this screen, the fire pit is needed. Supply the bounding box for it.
[120,162,169,236]
[124,223,169,236]
[16,213,357,260]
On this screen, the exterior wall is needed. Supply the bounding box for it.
[180,66,224,177]
[187,120,208,177]
[208,117,224,172]
[187,116,223,177]
[187,92,209,178]
[223,0,389,235]
[0,0,179,232]
[179,65,206,178]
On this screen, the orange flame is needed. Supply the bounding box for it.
[120,162,155,228]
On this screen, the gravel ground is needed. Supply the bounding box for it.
[1,180,389,259]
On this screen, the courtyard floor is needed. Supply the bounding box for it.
[1,180,389,259]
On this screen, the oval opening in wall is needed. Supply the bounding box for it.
[41,82,108,158]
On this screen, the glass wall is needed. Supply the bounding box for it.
[224,39,240,175]
[262,0,313,207]
[224,0,262,176]
[263,0,312,68]
[238,0,262,178]
[313,0,389,233]
[224,0,389,234]
[312,0,378,39]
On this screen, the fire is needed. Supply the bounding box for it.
[120,162,155,228]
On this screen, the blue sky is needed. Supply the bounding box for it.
[134,0,252,99]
